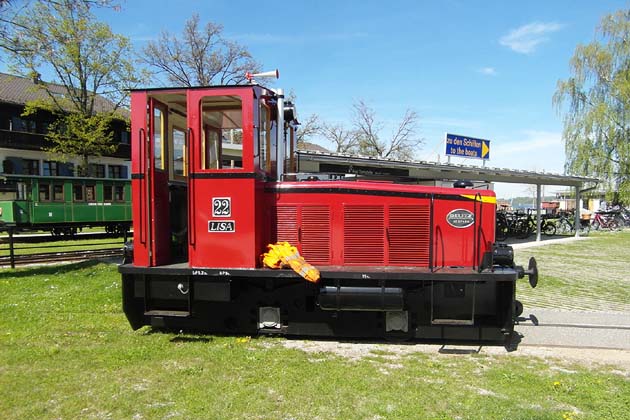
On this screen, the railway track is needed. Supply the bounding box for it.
[0,248,122,267]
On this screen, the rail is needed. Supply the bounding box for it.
[0,247,122,267]
[0,230,126,268]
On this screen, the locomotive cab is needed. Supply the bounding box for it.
[121,80,537,343]
[129,84,295,268]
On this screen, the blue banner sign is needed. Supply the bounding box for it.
[445,133,490,160]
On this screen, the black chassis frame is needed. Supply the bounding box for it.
[119,263,520,343]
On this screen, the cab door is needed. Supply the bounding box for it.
[131,92,171,267]
[147,98,171,266]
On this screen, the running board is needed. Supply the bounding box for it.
[432,319,474,326]
[144,310,191,317]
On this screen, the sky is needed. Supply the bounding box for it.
[4,0,628,198]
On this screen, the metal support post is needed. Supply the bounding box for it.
[575,185,581,237]
[536,184,542,242]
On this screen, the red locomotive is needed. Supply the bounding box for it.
[119,73,537,342]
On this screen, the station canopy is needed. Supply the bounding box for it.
[296,150,598,188]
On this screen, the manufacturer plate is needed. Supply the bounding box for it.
[446,209,475,228]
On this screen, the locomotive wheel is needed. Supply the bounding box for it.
[513,300,524,318]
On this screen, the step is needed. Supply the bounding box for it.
[144,310,190,317]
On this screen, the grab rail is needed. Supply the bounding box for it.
[187,127,196,246]
[138,127,146,245]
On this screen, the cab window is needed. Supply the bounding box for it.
[200,96,243,170]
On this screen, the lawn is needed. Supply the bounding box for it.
[514,230,630,312]
[1,233,629,419]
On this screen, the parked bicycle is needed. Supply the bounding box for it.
[555,212,590,236]
[592,211,620,231]
[495,210,556,241]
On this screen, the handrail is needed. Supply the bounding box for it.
[138,127,146,245]
[187,127,196,246]
[429,194,434,272]
[474,192,483,272]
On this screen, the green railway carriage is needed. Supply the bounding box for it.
[0,174,131,235]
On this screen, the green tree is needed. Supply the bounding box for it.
[554,9,630,204]
[3,0,138,175]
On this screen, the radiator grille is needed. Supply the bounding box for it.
[344,205,385,264]
[301,206,331,264]
[274,206,298,244]
[388,205,431,266]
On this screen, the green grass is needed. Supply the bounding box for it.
[515,230,630,312]
[1,259,629,419]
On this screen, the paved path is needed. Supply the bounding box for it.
[509,235,591,249]
[515,308,630,350]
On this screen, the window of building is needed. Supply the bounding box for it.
[86,185,95,201]
[39,183,50,201]
[23,159,40,175]
[120,130,130,144]
[10,117,36,133]
[89,163,105,178]
[53,184,64,201]
[73,184,84,201]
[43,161,59,176]
[108,165,127,179]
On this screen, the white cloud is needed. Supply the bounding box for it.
[499,22,564,54]
[478,67,497,76]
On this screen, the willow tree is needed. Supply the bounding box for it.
[554,9,630,204]
[3,0,139,175]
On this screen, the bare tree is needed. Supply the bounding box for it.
[296,114,321,148]
[320,122,359,154]
[142,14,261,87]
[352,100,422,160]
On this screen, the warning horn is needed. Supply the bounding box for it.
[245,69,279,82]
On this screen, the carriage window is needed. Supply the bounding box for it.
[53,184,64,201]
[73,184,84,201]
[39,183,50,201]
[86,185,95,201]
[103,185,113,202]
[200,96,243,170]
[114,185,125,202]
[172,127,186,178]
